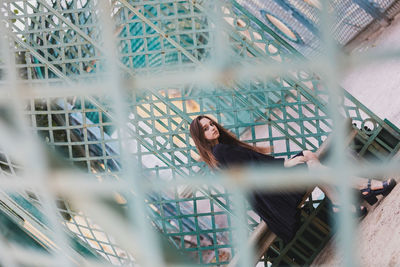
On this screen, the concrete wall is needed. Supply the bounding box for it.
[312,12,400,266]
[341,13,400,128]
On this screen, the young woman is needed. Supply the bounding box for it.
[189,115,396,243]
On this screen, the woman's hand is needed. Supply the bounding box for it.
[283,151,319,168]
[284,156,306,168]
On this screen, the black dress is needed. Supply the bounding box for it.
[212,143,306,243]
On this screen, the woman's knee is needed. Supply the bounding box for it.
[303,150,318,161]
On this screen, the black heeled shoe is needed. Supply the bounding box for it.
[360,179,397,205]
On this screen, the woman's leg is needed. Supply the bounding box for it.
[283,151,341,204]
[302,154,362,211]
[302,151,395,205]
[353,178,390,192]
[318,184,341,205]
[304,151,391,191]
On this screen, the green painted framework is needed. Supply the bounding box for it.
[0,0,400,266]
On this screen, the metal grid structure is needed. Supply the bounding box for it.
[238,0,398,56]
[0,0,400,266]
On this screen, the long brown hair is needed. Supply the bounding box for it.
[189,115,263,168]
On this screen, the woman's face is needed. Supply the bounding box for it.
[200,118,220,142]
